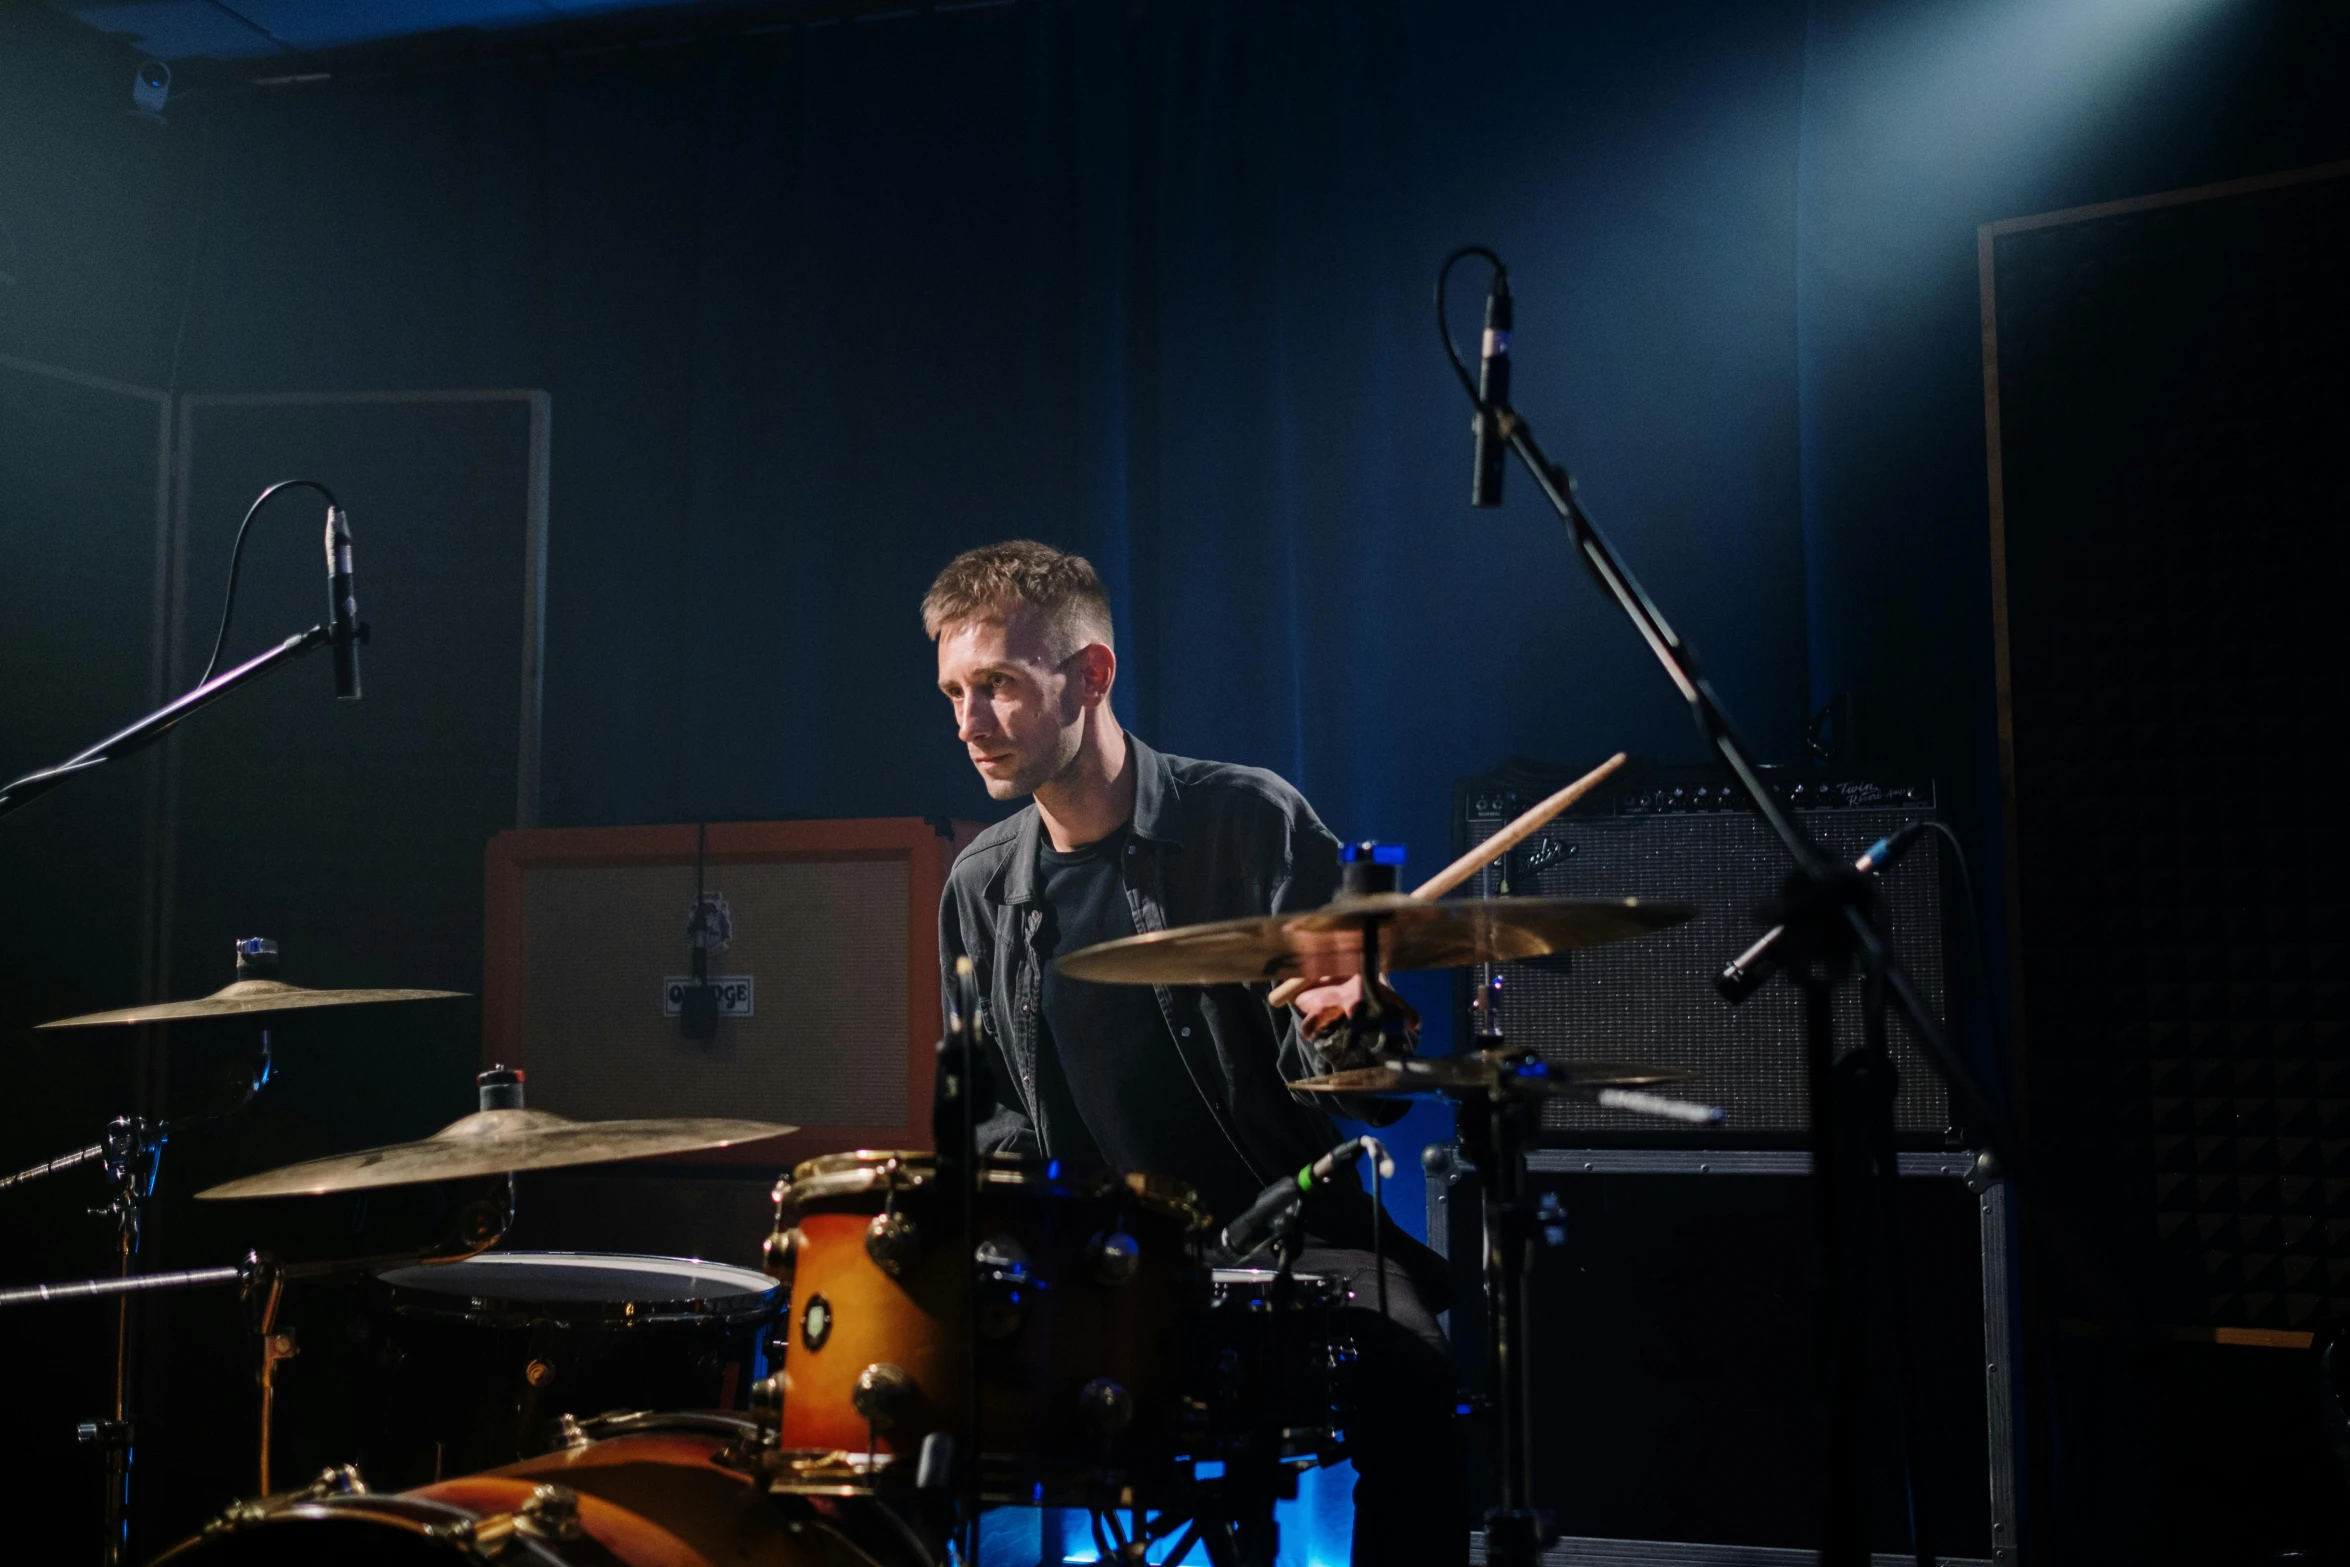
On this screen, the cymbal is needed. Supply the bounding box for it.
[1292,1055,1692,1099]
[1053,893,1697,986]
[39,979,467,1029]
[196,1108,797,1199]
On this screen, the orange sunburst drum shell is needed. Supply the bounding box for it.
[774,1152,1203,1474]
[154,1427,909,1567]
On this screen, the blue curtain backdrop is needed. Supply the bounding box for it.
[89,0,2322,1235]
[164,1,1823,1204]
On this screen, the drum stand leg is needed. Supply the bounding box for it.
[1459,1087,1553,1567]
[77,1115,162,1567]
[244,1254,293,1495]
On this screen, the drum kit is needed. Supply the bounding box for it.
[2,792,1719,1567]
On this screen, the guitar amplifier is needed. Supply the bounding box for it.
[1454,760,1952,1144]
[482,816,981,1170]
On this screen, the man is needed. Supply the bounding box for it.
[928,539,1467,1567]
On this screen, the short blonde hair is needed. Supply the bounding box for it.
[920,539,1115,658]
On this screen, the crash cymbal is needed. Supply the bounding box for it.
[1292,1054,1692,1099]
[39,979,467,1029]
[196,1108,797,1199]
[1053,893,1697,986]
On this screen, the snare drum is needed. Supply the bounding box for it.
[357,1252,780,1486]
[769,1151,1204,1493]
[156,1414,931,1567]
[1193,1269,1355,1462]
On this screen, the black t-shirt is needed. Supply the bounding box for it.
[1032,824,1267,1228]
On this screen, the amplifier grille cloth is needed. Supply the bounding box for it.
[1466,807,1950,1136]
[519,858,906,1125]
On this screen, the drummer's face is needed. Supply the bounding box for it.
[937,608,1085,801]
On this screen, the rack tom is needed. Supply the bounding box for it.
[767,1151,1204,1493]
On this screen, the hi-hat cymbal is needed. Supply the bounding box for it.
[1053,893,1697,986]
[1293,1055,1691,1099]
[196,1109,796,1199]
[39,979,467,1029]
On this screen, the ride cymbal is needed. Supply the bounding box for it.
[39,979,467,1029]
[196,1109,796,1199]
[1053,893,1696,986]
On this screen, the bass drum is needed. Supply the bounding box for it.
[155,1415,934,1567]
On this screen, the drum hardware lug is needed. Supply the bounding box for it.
[749,1371,785,1437]
[556,1412,592,1450]
[763,1222,804,1289]
[1087,1229,1141,1287]
[975,1234,1038,1339]
[850,1362,916,1431]
[304,1464,367,1497]
[198,1465,368,1537]
[865,1209,923,1277]
[428,1482,583,1555]
[1080,1376,1135,1437]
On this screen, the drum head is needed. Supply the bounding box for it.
[374,1252,777,1323]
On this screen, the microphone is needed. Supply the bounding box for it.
[1716,822,1932,1004]
[324,505,362,701]
[1222,1136,1394,1258]
[1471,270,1512,507]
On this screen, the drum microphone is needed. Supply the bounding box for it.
[324,505,363,700]
[1715,821,1933,1004]
[1471,268,1511,507]
[1222,1136,1394,1258]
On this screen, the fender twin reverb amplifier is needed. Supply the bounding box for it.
[1453,759,1954,1144]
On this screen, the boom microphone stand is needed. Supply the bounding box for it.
[1438,247,2027,1567]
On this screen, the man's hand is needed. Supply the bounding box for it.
[1291,974,1418,1035]
[1289,974,1419,1072]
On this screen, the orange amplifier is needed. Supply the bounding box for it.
[483,817,983,1170]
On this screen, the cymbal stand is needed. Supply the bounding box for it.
[930,959,986,1567]
[0,1177,513,1513]
[0,1112,166,1566]
[1455,970,1553,1567]
[8,1014,277,1565]
[1440,246,2029,1565]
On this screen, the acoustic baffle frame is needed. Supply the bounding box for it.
[0,352,177,1132]
[153,387,551,998]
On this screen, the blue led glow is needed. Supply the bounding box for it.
[975,1462,1357,1565]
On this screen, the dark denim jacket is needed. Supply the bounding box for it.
[938,735,1444,1298]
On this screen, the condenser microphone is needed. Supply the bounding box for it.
[1471,270,1511,508]
[324,505,361,700]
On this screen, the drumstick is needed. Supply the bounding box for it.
[1268,751,1628,1009]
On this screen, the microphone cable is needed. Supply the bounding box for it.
[198,478,341,685]
[1436,245,1508,412]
